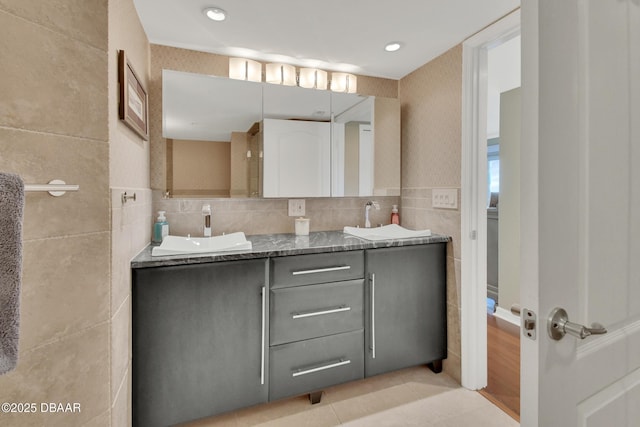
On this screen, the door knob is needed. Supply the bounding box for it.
[547,307,607,341]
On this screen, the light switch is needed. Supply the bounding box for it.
[432,189,458,209]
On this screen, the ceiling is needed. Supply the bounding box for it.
[133,0,520,80]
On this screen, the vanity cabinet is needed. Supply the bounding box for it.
[131,236,449,425]
[132,259,268,427]
[364,244,447,377]
[269,251,365,401]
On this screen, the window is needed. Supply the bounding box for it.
[487,143,499,205]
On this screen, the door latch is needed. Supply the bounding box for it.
[521,308,537,340]
[512,305,537,340]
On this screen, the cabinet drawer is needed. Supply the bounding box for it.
[271,251,364,288]
[270,280,364,345]
[270,330,364,401]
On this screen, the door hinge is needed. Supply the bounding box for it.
[470,230,477,240]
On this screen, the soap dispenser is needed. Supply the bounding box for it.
[153,211,169,243]
[390,205,400,225]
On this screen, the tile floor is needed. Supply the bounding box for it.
[178,366,519,427]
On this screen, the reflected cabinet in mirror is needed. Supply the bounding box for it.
[162,70,400,198]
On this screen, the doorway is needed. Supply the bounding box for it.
[460,4,521,409]
[478,34,522,419]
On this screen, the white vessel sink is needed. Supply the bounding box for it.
[152,232,252,256]
[343,224,431,241]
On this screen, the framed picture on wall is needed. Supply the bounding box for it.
[118,50,149,140]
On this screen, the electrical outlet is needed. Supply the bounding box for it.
[288,199,306,216]
[432,189,458,209]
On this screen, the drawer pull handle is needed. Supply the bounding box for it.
[261,286,266,385]
[370,273,376,359]
[292,306,351,319]
[292,359,351,377]
[292,265,351,276]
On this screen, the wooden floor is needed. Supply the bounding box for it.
[480,313,520,421]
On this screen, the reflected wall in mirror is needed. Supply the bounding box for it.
[332,94,373,196]
[163,70,262,197]
[162,69,400,198]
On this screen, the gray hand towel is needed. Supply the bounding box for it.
[0,172,25,375]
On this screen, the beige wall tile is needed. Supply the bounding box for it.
[111,297,131,403]
[111,188,152,311]
[399,45,463,381]
[0,129,109,240]
[153,196,401,236]
[446,256,459,308]
[84,410,111,427]
[108,0,150,189]
[19,232,110,353]
[0,0,108,51]
[0,0,113,424]
[0,324,110,426]
[443,353,462,384]
[110,186,150,427]
[108,7,151,423]
[111,368,131,427]
[446,302,462,358]
[0,11,107,141]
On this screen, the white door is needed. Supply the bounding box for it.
[521,1,640,426]
[262,118,331,197]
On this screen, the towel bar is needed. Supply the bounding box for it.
[24,180,79,197]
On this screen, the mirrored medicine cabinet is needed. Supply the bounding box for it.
[162,69,400,198]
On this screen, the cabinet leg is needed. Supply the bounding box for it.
[427,360,443,373]
[309,391,323,404]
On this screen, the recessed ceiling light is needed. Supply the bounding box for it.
[384,42,402,52]
[203,7,227,22]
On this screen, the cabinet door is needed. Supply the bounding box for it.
[132,260,268,427]
[364,244,447,377]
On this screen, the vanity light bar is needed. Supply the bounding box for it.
[228,58,356,92]
[229,58,262,82]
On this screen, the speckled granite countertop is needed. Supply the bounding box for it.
[131,230,451,269]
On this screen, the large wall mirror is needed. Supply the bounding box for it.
[162,70,400,198]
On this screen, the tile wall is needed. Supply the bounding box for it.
[108,0,151,425]
[153,194,400,237]
[0,1,111,425]
[399,45,463,382]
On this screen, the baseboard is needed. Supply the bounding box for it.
[493,306,520,327]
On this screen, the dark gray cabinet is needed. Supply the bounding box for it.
[132,259,268,427]
[269,252,365,402]
[131,242,447,425]
[364,244,447,377]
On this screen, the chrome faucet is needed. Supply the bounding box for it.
[364,201,380,228]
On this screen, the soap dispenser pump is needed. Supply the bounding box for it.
[153,211,169,243]
[390,205,400,225]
